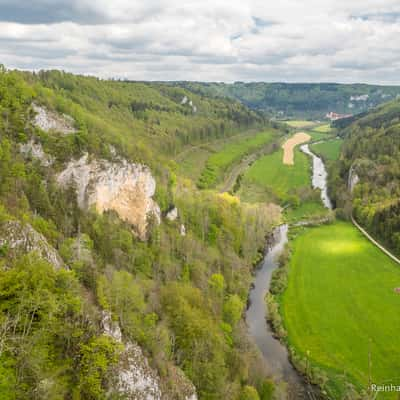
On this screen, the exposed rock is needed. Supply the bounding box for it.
[0,220,65,269]
[180,224,186,237]
[20,139,53,166]
[161,365,198,400]
[350,94,369,101]
[32,103,76,134]
[166,207,178,221]
[102,311,162,399]
[180,96,197,113]
[57,154,161,239]
[348,164,360,193]
[101,311,197,400]
[101,311,123,343]
[116,342,163,400]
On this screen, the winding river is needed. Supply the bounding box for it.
[246,142,332,399]
[300,143,332,210]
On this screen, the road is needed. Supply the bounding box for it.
[351,216,400,266]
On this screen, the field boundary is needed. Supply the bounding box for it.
[351,216,400,265]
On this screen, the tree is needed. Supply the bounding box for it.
[240,385,260,400]
[78,335,119,399]
[223,294,244,327]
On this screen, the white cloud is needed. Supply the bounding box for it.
[0,0,400,83]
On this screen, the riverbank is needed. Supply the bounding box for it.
[245,133,333,399]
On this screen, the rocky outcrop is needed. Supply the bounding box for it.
[161,365,197,400]
[32,103,76,134]
[57,154,161,239]
[0,220,65,269]
[348,164,360,193]
[101,312,197,400]
[20,139,53,166]
[102,311,163,400]
[180,96,197,113]
[166,207,178,221]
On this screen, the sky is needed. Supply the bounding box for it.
[1,0,400,83]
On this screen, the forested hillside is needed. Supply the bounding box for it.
[329,98,400,255]
[0,66,280,399]
[175,82,400,120]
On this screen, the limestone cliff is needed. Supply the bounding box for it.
[0,220,65,269]
[102,312,197,400]
[57,154,161,239]
[348,163,360,193]
[20,139,54,166]
[32,103,76,134]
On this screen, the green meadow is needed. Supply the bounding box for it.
[285,120,317,129]
[312,123,332,133]
[311,139,343,161]
[197,129,276,188]
[284,200,327,222]
[239,148,310,202]
[281,222,400,398]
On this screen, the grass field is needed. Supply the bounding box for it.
[311,139,343,161]
[281,222,400,398]
[239,148,310,201]
[197,130,276,188]
[307,131,328,142]
[284,200,327,222]
[312,123,332,133]
[285,120,317,129]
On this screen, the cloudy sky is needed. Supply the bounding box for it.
[1,0,400,83]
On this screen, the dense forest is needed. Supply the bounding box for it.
[329,98,400,256]
[0,66,280,399]
[173,82,400,119]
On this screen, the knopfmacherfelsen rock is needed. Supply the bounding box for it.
[57,154,161,239]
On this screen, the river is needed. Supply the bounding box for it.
[300,144,332,210]
[246,143,331,399]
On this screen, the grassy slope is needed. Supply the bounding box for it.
[196,130,277,188]
[282,222,400,398]
[311,139,343,161]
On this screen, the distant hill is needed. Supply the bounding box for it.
[173,81,400,120]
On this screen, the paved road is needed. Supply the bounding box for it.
[351,216,400,265]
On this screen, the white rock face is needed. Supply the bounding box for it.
[180,96,197,113]
[57,154,161,239]
[32,103,76,134]
[102,311,162,400]
[0,221,65,269]
[102,311,197,400]
[166,207,178,221]
[101,311,122,343]
[117,342,163,400]
[20,140,53,166]
[348,165,360,193]
[350,94,369,101]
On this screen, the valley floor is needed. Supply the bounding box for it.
[281,222,400,399]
